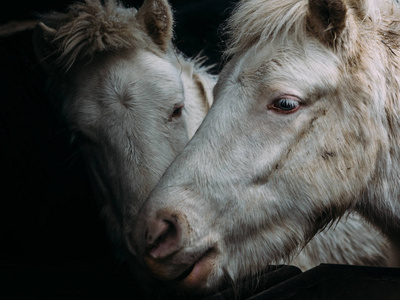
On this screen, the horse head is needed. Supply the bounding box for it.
[131,0,400,294]
[32,0,215,261]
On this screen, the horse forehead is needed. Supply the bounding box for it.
[230,41,340,92]
[67,50,184,126]
[135,50,182,85]
[79,50,183,104]
[88,49,183,93]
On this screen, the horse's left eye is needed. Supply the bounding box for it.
[268,97,300,114]
[168,103,184,121]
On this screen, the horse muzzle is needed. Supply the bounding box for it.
[130,208,219,291]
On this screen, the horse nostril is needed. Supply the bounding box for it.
[146,215,182,259]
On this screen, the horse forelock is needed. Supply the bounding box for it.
[223,0,398,59]
[223,0,308,59]
[43,0,148,71]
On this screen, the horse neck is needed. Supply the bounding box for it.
[358,54,400,240]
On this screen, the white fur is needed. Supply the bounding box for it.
[132,0,397,293]
[32,0,394,296]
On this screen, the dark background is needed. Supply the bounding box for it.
[2,2,400,299]
[0,1,237,297]
[0,0,237,73]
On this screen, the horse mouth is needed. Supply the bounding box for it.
[175,263,195,281]
[174,249,217,290]
[144,248,217,290]
[144,247,218,293]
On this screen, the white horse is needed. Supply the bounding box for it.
[33,0,391,297]
[32,0,216,258]
[131,0,399,295]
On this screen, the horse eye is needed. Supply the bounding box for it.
[168,103,184,121]
[268,97,300,114]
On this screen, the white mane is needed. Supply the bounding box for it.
[40,0,150,71]
[223,0,396,58]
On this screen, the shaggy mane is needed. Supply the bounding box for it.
[223,0,398,59]
[41,0,148,70]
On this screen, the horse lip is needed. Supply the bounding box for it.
[175,248,217,290]
[175,262,196,281]
[144,247,217,288]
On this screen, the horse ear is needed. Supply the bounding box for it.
[32,22,58,74]
[136,0,173,52]
[307,0,347,46]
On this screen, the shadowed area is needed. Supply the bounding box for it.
[1,1,400,299]
[0,0,236,298]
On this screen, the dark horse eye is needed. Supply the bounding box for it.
[168,103,184,121]
[267,96,301,114]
